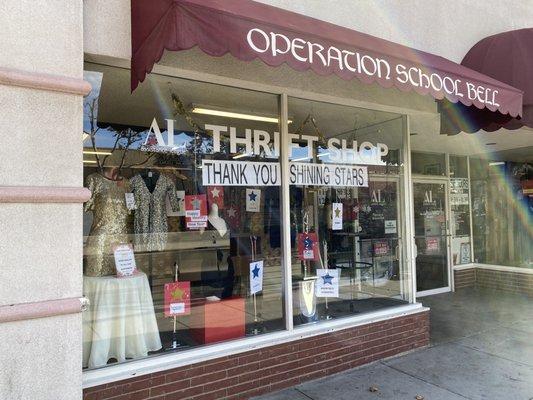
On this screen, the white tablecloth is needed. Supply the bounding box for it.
[83,272,162,368]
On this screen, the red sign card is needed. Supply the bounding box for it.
[185,194,208,229]
[164,281,191,317]
[297,232,319,261]
[374,241,390,256]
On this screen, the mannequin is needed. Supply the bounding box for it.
[84,166,130,277]
[208,203,228,237]
[130,170,179,251]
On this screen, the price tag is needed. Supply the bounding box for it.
[125,193,136,210]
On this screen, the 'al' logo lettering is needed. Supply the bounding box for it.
[143,117,175,147]
[424,190,433,204]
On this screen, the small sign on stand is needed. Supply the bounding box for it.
[248,236,264,335]
[164,263,191,350]
[113,243,138,277]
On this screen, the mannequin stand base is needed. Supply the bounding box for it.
[165,334,188,352]
[246,323,266,336]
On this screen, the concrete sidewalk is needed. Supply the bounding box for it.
[254,289,533,400]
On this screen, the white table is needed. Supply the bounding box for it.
[83,272,162,368]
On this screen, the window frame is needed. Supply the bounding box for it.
[82,59,419,388]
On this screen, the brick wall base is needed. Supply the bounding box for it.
[83,310,429,400]
[454,267,533,296]
[454,268,476,289]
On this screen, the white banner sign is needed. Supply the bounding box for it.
[315,269,340,298]
[202,159,280,186]
[250,260,264,295]
[289,162,368,187]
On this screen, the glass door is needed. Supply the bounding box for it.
[413,180,451,296]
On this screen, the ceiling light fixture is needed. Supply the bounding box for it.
[489,161,505,166]
[83,160,98,164]
[291,156,311,162]
[191,106,292,124]
[83,150,112,155]
[233,152,252,159]
[317,152,330,157]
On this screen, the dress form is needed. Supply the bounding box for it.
[208,204,228,237]
[84,168,130,277]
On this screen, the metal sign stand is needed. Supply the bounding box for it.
[323,240,332,320]
[167,261,186,351]
[249,235,260,335]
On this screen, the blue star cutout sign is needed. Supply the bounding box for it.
[248,191,257,201]
[322,272,334,285]
[252,263,261,278]
[303,235,313,249]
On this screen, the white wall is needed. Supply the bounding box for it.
[0,1,84,399]
[254,0,533,63]
[84,0,533,63]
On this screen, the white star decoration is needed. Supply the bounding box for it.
[211,187,220,198]
[227,207,236,218]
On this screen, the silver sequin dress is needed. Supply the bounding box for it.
[130,173,179,251]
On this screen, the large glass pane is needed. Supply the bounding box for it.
[413,182,449,292]
[449,156,471,265]
[411,152,446,176]
[82,63,284,369]
[287,97,409,326]
[449,155,468,178]
[470,157,533,268]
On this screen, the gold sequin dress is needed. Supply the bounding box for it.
[84,173,130,277]
[130,172,179,251]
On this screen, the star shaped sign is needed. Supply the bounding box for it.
[303,235,313,250]
[251,263,261,278]
[248,191,257,201]
[191,198,201,209]
[170,287,185,300]
[227,207,236,218]
[334,207,341,218]
[211,187,220,198]
[322,272,334,285]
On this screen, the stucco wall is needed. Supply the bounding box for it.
[0,0,85,399]
[83,0,533,64]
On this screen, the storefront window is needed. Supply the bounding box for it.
[449,156,471,265]
[470,157,533,268]
[82,64,284,369]
[449,155,468,178]
[411,152,446,176]
[287,97,409,325]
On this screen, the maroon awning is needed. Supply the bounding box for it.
[131,0,523,119]
[441,28,532,134]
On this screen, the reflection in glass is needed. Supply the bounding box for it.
[287,97,409,326]
[82,64,284,369]
[470,158,533,268]
[413,182,449,292]
[411,152,446,176]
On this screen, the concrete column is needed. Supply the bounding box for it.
[0,1,89,399]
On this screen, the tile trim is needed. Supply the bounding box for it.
[0,67,91,96]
